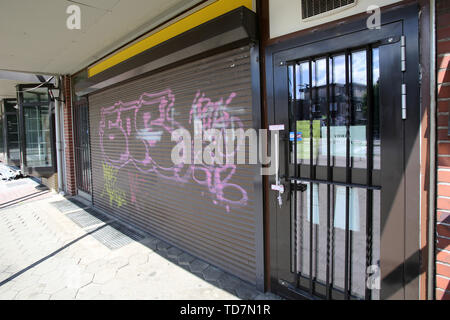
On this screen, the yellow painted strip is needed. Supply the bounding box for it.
[88,0,253,77]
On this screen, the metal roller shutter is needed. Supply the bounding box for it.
[89,45,259,284]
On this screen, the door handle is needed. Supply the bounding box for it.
[269,124,285,207]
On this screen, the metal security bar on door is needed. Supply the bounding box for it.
[74,98,92,194]
[283,46,382,300]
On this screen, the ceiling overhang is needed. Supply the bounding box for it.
[0,0,209,75]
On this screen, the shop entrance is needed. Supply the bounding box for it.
[268,11,420,300]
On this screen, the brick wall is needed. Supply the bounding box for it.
[63,75,76,196]
[436,0,450,301]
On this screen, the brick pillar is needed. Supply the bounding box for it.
[63,75,77,196]
[436,0,450,301]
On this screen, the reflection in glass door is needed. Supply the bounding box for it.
[288,49,380,171]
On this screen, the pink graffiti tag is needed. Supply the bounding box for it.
[99,89,248,211]
[189,90,247,212]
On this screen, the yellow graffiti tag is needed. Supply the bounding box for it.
[101,163,127,208]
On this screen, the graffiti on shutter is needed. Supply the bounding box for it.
[98,89,248,213]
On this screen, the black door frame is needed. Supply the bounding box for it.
[265,4,420,300]
[16,83,57,178]
[73,95,93,199]
[1,98,21,167]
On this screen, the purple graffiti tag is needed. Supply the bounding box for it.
[192,164,247,213]
[189,91,244,162]
[189,91,241,130]
[99,90,186,180]
[99,90,248,211]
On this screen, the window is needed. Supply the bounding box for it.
[24,104,52,167]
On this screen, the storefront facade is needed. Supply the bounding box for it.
[59,0,446,299]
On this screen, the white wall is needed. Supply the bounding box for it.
[269,0,403,38]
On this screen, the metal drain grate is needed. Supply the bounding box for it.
[66,208,111,228]
[90,221,146,250]
[50,199,87,213]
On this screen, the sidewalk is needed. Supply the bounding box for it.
[0,176,53,209]
[0,177,279,300]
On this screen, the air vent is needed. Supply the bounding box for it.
[301,0,356,19]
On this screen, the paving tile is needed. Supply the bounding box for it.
[0,279,16,293]
[66,272,94,289]
[115,265,139,280]
[32,260,59,276]
[14,284,46,300]
[38,269,65,285]
[254,292,283,300]
[93,268,117,284]
[2,267,19,276]
[139,237,160,250]
[202,266,224,282]
[108,256,128,270]
[50,288,78,300]
[42,279,67,295]
[29,293,51,300]
[78,254,103,266]
[167,247,183,260]
[99,279,124,296]
[12,274,42,292]
[217,273,244,293]
[0,265,9,273]
[235,284,259,300]
[75,283,103,300]
[91,293,114,300]
[85,259,108,273]
[156,241,171,254]
[0,289,18,300]
[189,259,209,274]
[178,253,195,266]
[128,253,148,266]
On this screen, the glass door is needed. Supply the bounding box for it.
[17,85,55,177]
